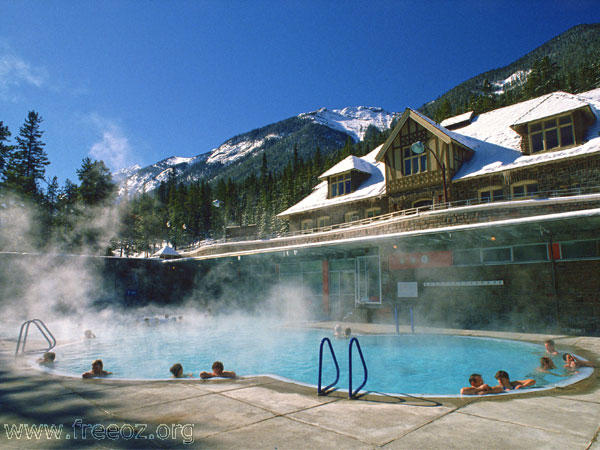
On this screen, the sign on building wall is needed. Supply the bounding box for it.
[389,251,452,270]
[397,281,418,298]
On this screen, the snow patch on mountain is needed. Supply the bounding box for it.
[207,134,282,165]
[299,106,396,142]
[492,70,530,94]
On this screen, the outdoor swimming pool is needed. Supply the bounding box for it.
[42,321,591,396]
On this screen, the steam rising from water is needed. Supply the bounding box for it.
[0,193,317,346]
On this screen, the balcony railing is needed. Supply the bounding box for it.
[183,185,600,251]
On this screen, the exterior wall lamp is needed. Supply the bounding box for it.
[410,141,449,204]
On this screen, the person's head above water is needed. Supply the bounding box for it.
[170,363,183,378]
[212,361,224,375]
[494,370,510,381]
[92,359,103,372]
[468,373,484,387]
[540,356,555,370]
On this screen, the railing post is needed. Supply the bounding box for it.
[318,337,340,395]
[348,337,368,399]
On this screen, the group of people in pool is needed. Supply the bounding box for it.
[169,361,236,379]
[460,339,595,395]
[333,324,352,339]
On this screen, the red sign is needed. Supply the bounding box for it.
[389,251,452,270]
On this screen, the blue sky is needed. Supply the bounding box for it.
[0,0,597,185]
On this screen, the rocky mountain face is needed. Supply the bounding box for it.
[114,106,398,196]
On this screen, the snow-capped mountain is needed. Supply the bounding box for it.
[116,106,398,197]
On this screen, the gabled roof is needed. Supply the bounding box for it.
[511,91,594,127]
[318,155,373,180]
[375,108,475,162]
[278,145,385,217]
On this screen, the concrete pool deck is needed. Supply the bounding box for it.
[1,324,599,449]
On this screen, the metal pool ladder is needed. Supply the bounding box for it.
[15,319,56,356]
[317,336,369,399]
[348,337,368,399]
[317,337,340,395]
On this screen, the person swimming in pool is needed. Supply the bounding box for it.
[334,324,343,338]
[37,351,55,366]
[538,356,556,372]
[82,359,112,378]
[494,370,535,390]
[563,353,595,369]
[544,339,558,356]
[169,363,192,378]
[200,361,236,379]
[460,373,503,395]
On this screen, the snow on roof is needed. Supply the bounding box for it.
[318,155,373,179]
[278,145,386,217]
[152,245,180,257]
[409,109,476,150]
[453,89,600,180]
[440,111,474,128]
[511,91,592,126]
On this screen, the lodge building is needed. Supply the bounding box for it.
[182,89,600,334]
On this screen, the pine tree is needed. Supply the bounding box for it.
[76,157,116,206]
[0,121,13,181]
[5,111,50,197]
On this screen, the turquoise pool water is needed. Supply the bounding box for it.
[44,322,590,396]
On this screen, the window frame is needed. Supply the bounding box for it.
[329,172,352,198]
[512,180,539,199]
[478,186,504,202]
[344,211,360,223]
[365,207,381,218]
[317,216,331,228]
[528,113,575,153]
[402,145,427,176]
[300,219,313,231]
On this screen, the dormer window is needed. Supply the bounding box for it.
[528,114,575,153]
[330,173,352,197]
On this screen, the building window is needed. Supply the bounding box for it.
[317,216,330,228]
[413,199,433,208]
[344,211,360,222]
[330,173,352,197]
[479,187,504,202]
[301,219,313,230]
[453,249,481,265]
[365,207,381,218]
[561,240,600,259]
[528,114,575,153]
[403,145,427,176]
[512,182,539,198]
[513,244,548,262]
[482,247,511,263]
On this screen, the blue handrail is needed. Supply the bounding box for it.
[317,337,340,395]
[15,319,56,356]
[348,337,368,399]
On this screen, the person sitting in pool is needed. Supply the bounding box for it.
[200,361,236,379]
[344,327,352,338]
[460,373,503,395]
[494,370,535,390]
[563,353,595,369]
[544,339,558,356]
[538,356,556,372]
[82,359,112,378]
[169,363,192,378]
[37,351,55,366]
[334,324,343,338]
